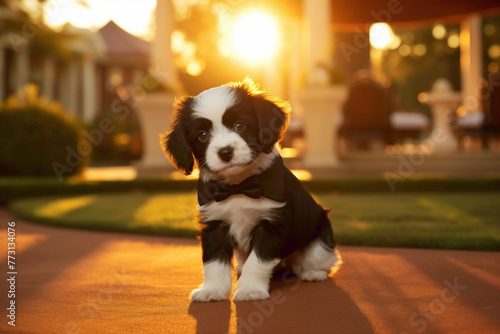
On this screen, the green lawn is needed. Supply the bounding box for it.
[9,192,500,251]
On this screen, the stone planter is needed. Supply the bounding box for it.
[297,85,348,168]
[135,92,176,173]
[419,79,461,153]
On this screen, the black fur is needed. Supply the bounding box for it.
[161,97,195,175]
[199,220,235,264]
[249,166,335,262]
[230,81,290,154]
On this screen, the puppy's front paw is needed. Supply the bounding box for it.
[233,288,269,301]
[190,288,229,302]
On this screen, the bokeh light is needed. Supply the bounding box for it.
[399,44,411,57]
[432,24,447,40]
[488,62,499,74]
[413,44,427,57]
[186,60,206,76]
[401,32,414,44]
[388,35,402,49]
[370,23,396,50]
[171,31,186,53]
[488,44,500,59]
[456,105,467,117]
[447,33,460,48]
[484,23,496,36]
[171,29,205,76]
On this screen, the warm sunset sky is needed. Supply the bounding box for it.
[27,0,157,39]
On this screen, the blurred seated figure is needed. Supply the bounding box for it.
[338,71,395,150]
[481,73,500,148]
[456,73,500,150]
[455,112,484,150]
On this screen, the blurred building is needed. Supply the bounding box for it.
[0,4,151,123]
[96,21,151,108]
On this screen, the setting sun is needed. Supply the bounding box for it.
[231,12,280,63]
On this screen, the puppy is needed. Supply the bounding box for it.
[161,78,341,302]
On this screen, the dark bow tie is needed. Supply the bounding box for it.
[197,156,285,206]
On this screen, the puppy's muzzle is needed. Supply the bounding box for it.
[218,146,234,162]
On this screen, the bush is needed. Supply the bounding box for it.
[0,85,87,178]
[90,95,143,164]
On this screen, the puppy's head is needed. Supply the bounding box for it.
[161,78,290,181]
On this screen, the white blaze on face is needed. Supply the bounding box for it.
[205,128,253,174]
[192,86,253,176]
[192,86,236,129]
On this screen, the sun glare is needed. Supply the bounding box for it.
[231,12,279,63]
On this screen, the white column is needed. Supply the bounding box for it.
[298,86,348,167]
[299,0,347,169]
[82,56,97,123]
[60,61,79,117]
[304,0,332,77]
[58,63,68,111]
[41,57,55,101]
[15,47,29,92]
[460,14,483,113]
[135,0,179,174]
[0,47,5,102]
[135,92,176,171]
[152,0,178,88]
[69,61,79,117]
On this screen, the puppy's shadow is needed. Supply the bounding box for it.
[234,270,374,334]
[188,270,373,334]
[188,300,232,334]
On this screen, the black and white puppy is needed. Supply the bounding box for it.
[161,79,341,302]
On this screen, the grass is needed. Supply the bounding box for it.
[316,192,500,251]
[10,192,199,238]
[9,191,500,251]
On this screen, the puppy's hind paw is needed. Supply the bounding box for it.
[300,270,328,282]
[190,288,229,302]
[233,288,269,301]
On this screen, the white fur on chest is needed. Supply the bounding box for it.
[199,195,286,252]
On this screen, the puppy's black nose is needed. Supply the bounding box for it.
[218,146,234,162]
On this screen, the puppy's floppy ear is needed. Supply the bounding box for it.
[252,88,290,154]
[160,97,195,175]
[232,78,290,153]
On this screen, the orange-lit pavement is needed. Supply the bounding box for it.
[1,209,499,334]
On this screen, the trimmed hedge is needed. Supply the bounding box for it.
[0,178,196,205]
[304,177,500,193]
[1,176,499,205]
[0,91,87,178]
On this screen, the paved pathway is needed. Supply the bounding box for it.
[1,209,499,334]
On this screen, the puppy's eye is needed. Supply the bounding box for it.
[197,131,209,142]
[234,122,247,133]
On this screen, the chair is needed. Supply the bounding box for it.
[457,74,500,150]
[482,74,500,148]
[338,76,395,150]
